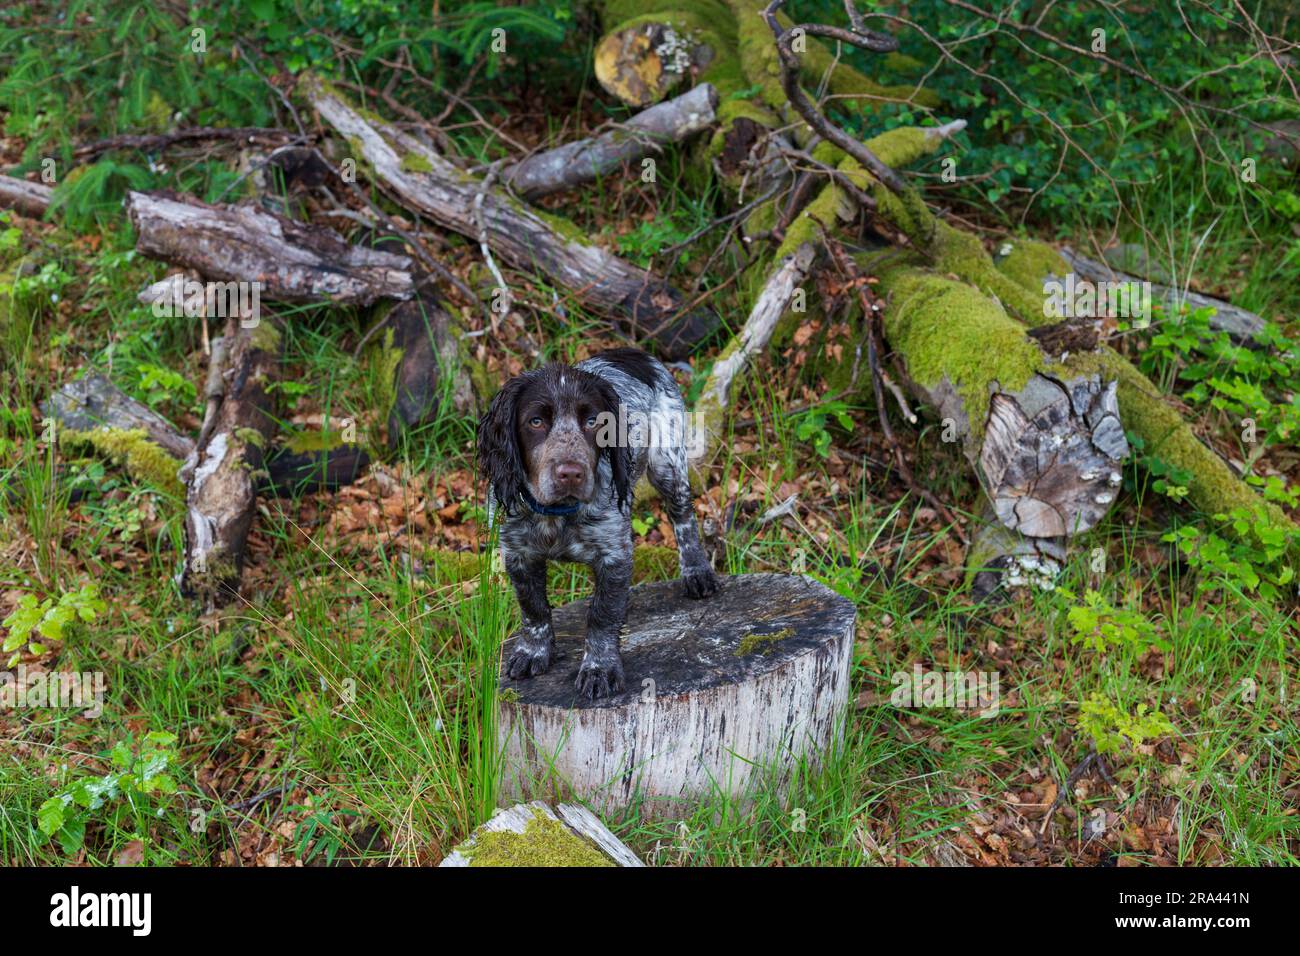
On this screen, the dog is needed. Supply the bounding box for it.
[477,347,718,700]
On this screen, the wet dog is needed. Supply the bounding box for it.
[477,348,718,699]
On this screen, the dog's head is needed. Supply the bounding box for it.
[477,363,631,514]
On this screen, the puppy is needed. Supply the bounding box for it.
[477,348,718,700]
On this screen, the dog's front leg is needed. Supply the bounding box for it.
[504,552,556,679]
[576,549,631,700]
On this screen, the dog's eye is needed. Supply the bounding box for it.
[528,416,545,429]
[585,414,598,428]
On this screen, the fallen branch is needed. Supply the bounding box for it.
[0,175,54,218]
[127,190,414,306]
[300,74,720,359]
[179,318,282,608]
[689,241,816,467]
[1057,246,1266,343]
[500,84,719,200]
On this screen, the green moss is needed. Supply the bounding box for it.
[876,265,1042,443]
[994,238,1070,296]
[883,52,926,74]
[726,0,937,113]
[399,151,434,174]
[285,428,347,454]
[247,320,281,353]
[735,625,793,656]
[233,427,266,450]
[465,810,614,867]
[374,326,404,421]
[58,427,183,495]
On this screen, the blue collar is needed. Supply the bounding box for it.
[520,488,581,517]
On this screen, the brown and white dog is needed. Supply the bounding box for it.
[477,348,718,700]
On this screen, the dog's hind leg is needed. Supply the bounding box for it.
[503,552,556,679]
[646,441,718,598]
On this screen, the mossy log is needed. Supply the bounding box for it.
[595,0,936,113]
[0,175,53,218]
[498,573,855,820]
[44,373,194,495]
[439,801,642,867]
[178,318,281,607]
[126,190,415,306]
[301,75,719,360]
[501,83,719,201]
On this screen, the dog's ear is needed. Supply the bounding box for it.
[593,376,633,511]
[477,374,530,513]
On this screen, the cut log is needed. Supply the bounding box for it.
[501,84,718,201]
[178,318,281,607]
[1057,246,1266,343]
[126,190,414,306]
[301,75,719,359]
[439,801,642,867]
[0,175,54,218]
[498,573,855,820]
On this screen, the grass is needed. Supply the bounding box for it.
[1,7,1298,867]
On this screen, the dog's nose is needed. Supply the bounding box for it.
[553,461,585,492]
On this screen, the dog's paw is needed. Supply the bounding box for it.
[575,654,626,701]
[505,634,555,680]
[681,565,719,599]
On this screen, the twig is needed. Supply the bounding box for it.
[474,160,512,331]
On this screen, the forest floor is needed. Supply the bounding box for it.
[2,57,1298,867]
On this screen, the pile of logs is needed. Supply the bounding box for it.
[2,0,1291,609]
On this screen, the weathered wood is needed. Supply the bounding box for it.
[980,374,1127,537]
[301,75,720,359]
[498,573,855,820]
[439,801,642,867]
[0,175,53,218]
[127,190,414,306]
[43,373,193,494]
[178,318,280,607]
[966,509,1066,601]
[501,84,718,200]
[689,242,816,468]
[1058,246,1265,342]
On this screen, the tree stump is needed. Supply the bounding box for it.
[497,573,856,820]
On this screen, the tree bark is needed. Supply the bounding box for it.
[0,175,53,218]
[178,318,281,608]
[498,573,855,820]
[127,190,414,306]
[501,84,719,200]
[300,74,720,360]
[382,289,476,448]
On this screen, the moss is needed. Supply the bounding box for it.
[285,428,347,454]
[883,52,926,74]
[59,427,183,495]
[374,326,404,421]
[726,0,937,113]
[994,238,1070,296]
[465,809,614,867]
[735,625,793,656]
[247,320,281,353]
[399,151,433,174]
[233,426,266,450]
[875,265,1042,443]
